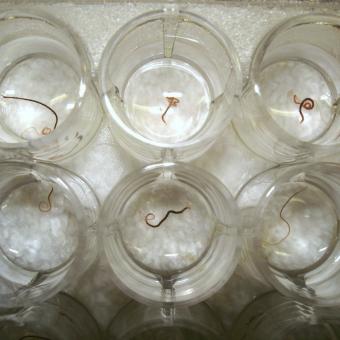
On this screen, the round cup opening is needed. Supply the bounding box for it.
[0,11,85,142]
[0,10,102,161]
[0,178,80,274]
[101,162,239,305]
[119,179,215,275]
[259,182,338,275]
[100,10,241,161]
[0,161,99,309]
[238,163,340,306]
[123,58,212,144]
[235,15,340,162]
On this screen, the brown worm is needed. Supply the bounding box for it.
[161,96,179,124]
[293,95,314,123]
[145,206,190,228]
[3,95,59,130]
[39,187,54,213]
[265,188,306,246]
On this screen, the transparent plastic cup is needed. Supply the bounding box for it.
[234,14,340,163]
[0,9,102,161]
[99,8,241,162]
[231,291,340,340]
[105,300,226,340]
[100,162,240,305]
[0,161,99,309]
[0,293,101,340]
[237,163,340,306]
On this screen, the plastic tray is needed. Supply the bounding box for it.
[1,0,339,335]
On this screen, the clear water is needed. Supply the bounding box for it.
[118,179,215,274]
[123,58,211,144]
[0,36,79,142]
[261,182,338,274]
[0,181,79,274]
[260,60,335,142]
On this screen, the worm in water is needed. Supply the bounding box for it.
[145,206,190,228]
[265,188,306,246]
[161,96,180,124]
[2,95,59,135]
[293,94,314,123]
[39,188,54,213]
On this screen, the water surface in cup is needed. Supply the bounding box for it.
[0,36,79,142]
[0,180,78,273]
[124,58,211,143]
[260,59,334,142]
[261,182,338,273]
[113,180,215,274]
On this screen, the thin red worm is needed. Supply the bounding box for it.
[161,97,179,124]
[293,95,314,124]
[39,188,54,212]
[145,206,190,228]
[161,104,172,124]
[266,188,306,246]
[2,95,59,130]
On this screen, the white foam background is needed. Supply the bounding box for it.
[1,0,340,335]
